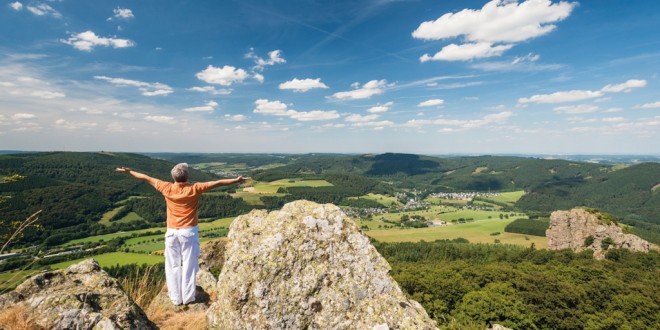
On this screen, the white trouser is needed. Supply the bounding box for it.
[164,226,200,305]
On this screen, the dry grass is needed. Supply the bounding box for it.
[120,264,165,308]
[0,305,43,330]
[147,308,207,330]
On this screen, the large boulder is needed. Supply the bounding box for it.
[0,259,156,329]
[547,208,658,259]
[206,200,437,330]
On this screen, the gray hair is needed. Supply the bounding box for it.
[171,163,189,182]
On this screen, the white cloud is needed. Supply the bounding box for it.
[350,120,394,128]
[289,110,340,121]
[279,78,329,92]
[330,80,392,100]
[519,90,603,104]
[111,7,134,20]
[27,3,61,18]
[405,111,513,130]
[322,123,346,128]
[345,114,380,123]
[183,101,218,112]
[604,108,622,113]
[253,99,339,121]
[55,119,98,130]
[418,99,445,107]
[31,90,65,99]
[601,79,646,93]
[224,114,247,122]
[94,76,173,96]
[188,86,232,95]
[413,0,576,62]
[471,53,563,71]
[195,65,249,86]
[420,42,513,62]
[553,104,599,114]
[412,0,576,43]
[61,31,135,51]
[367,102,393,113]
[12,113,35,120]
[602,117,625,123]
[253,73,264,83]
[145,115,175,124]
[9,2,22,11]
[635,101,660,109]
[245,49,286,70]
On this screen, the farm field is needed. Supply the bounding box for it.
[64,216,236,246]
[0,269,40,291]
[354,193,401,207]
[243,178,333,194]
[98,206,125,225]
[47,252,164,269]
[373,206,523,223]
[365,218,547,248]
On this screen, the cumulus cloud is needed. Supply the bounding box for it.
[55,119,98,130]
[224,114,247,122]
[418,99,445,107]
[601,79,647,93]
[9,2,22,11]
[94,76,173,96]
[345,114,380,123]
[636,101,660,109]
[109,7,134,20]
[27,3,61,18]
[520,79,647,104]
[12,113,35,120]
[330,80,392,100]
[553,104,599,114]
[420,42,513,62]
[61,31,135,51]
[183,100,218,112]
[195,65,250,86]
[602,117,625,123]
[405,111,513,131]
[519,90,603,104]
[245,49,286,70]
[368,102,393,113]
[253,73,264,83]
[279,78,329,92]
[253,99,339,121]
[145,115,175,124]
[32,90,65,99]
[188,86,232,95]
[413,0,576,61]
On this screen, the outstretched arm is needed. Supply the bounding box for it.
[207,176,251,190]
[115,167,155,182]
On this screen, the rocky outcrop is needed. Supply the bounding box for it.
[206,200,437,330]
[547,208,658,259]
[0,258,156,329]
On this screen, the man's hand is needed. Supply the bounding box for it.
[115,167,132,173]
[237,176,252,182]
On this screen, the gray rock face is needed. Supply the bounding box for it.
[0,258,156,329]
[206,200,437,330]
[547,209,658,259]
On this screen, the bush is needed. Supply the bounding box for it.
[584,235,595,247]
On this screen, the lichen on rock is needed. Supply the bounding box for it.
[547,208,658,259]
[206,200,437,330]
[0,258,157,329]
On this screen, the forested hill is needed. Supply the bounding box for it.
[0,152,219,246]
[254,153,660,241]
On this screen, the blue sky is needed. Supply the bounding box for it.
[1,0,659,154]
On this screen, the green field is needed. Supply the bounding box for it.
[488,190,526,204]
[355,193,401,207]
[64,216,236,246]
[373,206,518,223]
[365,218,547,248]
[0,269,40,291]
[99,206,125,225]
[48,252,164,269]
[244,178,333,194]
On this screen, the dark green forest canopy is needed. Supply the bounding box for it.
[0,152,220,246]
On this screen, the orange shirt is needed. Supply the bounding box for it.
[146,178,214,228]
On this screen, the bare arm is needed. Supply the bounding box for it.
[115,167,156,182]
[207,176,251,190]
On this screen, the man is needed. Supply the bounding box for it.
[115,163,249,305]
